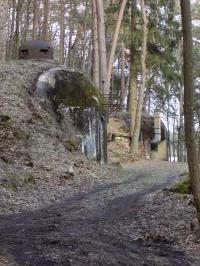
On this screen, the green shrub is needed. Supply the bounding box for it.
[169,175,191,194]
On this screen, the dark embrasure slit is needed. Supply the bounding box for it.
[40,49,49,53]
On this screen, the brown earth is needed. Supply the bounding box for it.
[1,161,200,266]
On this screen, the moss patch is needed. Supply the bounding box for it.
[13,129,30,140]
[23,175,36,185]
[0,173,36,192]
[0,115,11,129]
[54,70,105,112]
[169,175,191,194]
[0,114,11,123]
[64,139,78,152]
[0,183,18,192]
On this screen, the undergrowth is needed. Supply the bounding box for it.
[169,174,191,194]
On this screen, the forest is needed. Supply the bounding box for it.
[0,0,200,265]
[1,0,199,160]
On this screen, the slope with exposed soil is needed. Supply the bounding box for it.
[0,60,105,212]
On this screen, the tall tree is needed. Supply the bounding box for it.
[96,0,108,93]
[105,0,128,93]
[32,0,39,39]
[22,0,32,43]
[13,0,24,59]
[0,0,8,61]
[129,0,138,155]
[66,1,75,68]
[8,0,16,60]
[91,0,99,86]
[180,0,200,214]
[132,0,148,156]
[80,0,89,72]
[120,41,126,110]
[42,0,49,41]
[59,0,65,64]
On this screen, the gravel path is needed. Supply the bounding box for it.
[0,161,200,266]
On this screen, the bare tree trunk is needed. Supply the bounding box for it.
[198,138,200,163]
[42,0,49,41]
[148,93,151,114]
[181,0,200,214]
[167,95,171,162]
[105,0,127,93]
[178,87,185,161]
[131,0,148,156]
[172,116,176,162]
[129,0,137,155]
[8,0,16,60]
[59,0,65,64]
[110,71,114,100]
[143,90,148,114]
[32,0,39,39]
[0,0,8,61]
[120,42,126,110]
[66,2,76,68]
[22,0,32,43]
[13,0,24,59]
[96,0,107,93]
[91,0,99,86]
[67,26,73,68]
[87,36,93,77]
[81,0,89,73]
[125,73,130,110]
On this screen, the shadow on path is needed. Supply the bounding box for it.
[0,169,191,265]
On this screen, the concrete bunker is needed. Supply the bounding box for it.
[108,112,168,162]
[36,67,107,162]
[19,40,53,60]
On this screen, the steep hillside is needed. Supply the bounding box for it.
[0,60,107,213]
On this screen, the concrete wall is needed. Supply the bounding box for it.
[36,67,107,162]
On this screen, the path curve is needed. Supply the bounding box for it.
[1,161,199,266]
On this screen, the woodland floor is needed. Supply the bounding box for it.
[0,160,200,266]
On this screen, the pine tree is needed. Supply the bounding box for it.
[181,0,200,215]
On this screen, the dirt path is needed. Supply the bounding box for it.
[0,161,199,266]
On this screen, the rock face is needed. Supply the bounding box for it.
[0,60,106,191]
